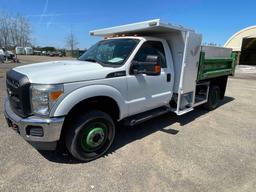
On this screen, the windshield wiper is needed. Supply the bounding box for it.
[79,58,106,66]
[83,58,98,63]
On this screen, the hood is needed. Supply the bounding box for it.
[14,60,115,84]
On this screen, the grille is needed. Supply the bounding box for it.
[6,78,20,88]
[6,70,32,117]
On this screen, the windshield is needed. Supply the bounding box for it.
[78,38,139,66]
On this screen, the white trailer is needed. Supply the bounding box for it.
[15,47,25,55]
[24,47,33,55]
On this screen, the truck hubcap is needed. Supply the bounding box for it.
[81,123,107,151]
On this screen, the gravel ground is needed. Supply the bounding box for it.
[0,57,256,192]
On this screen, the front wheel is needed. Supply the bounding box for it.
[65,110,116,162]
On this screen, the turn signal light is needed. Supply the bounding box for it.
[154,65,161,73]
[50,91,63,101]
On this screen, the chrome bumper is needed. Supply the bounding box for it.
[4,98,64,150]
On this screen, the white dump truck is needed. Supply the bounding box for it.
[4,19,236,161]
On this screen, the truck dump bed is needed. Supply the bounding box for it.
[197,46,237,81]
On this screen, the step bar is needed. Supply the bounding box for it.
[122,106,170,126]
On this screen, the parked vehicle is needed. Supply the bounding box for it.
[42,51,47,56]
[48,51,65,57]
[4,20,236,161]
[0,48,15,62]
[15,47,25,55]
[6,51,15,60]
[0,48,6,62]
[57,51,65,57]
[24,47,33,55]
[33,50,42,55]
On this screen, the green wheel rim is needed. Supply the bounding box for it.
[81,122,107,152]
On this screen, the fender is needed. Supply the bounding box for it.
[50,84,127,120]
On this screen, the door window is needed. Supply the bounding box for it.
[133,41,166,68]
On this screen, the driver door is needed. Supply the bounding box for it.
[127,41,172,116]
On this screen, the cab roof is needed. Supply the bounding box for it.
[90,19,194,37]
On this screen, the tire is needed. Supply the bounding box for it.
[203,85,221,110]
[65,110,116,162]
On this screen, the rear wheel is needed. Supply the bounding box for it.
[65,110,115,162]
[203,85,221,110]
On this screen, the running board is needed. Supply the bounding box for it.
[169,107,194,115]
[175,108,194,115]
[122,106,170,126]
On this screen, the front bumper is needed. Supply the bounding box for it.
[4,98,65,150]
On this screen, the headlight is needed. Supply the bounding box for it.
[31,84,64,116]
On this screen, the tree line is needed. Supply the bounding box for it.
[0,12,31,49]
[0,11,80,54]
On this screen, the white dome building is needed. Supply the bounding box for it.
[224,26,256,65]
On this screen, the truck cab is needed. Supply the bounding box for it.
[4,19,236,161]
[98,36,175,116]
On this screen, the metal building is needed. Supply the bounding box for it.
[224,26,256,65]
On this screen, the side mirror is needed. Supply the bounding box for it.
[132,55,161,76]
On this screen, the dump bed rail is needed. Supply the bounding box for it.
[197,52,237,81]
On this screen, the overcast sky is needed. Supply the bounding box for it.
[1,0,255,49]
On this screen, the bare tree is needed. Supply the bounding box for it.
[0,12,32,48]
[0,12,10,48]
[17,15,31,47]
[66,30,79,57]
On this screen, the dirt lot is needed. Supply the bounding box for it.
[0,56,256,192]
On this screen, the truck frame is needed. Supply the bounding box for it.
[4,19,236,161]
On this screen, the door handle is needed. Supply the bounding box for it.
[167,73,171,82]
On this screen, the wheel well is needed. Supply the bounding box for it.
[209,76,228,99]
[198,76,228,100]
[64,96,120,121]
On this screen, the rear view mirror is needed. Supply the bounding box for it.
[132,55,161,76]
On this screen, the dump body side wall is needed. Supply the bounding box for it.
[197,51,237,81]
